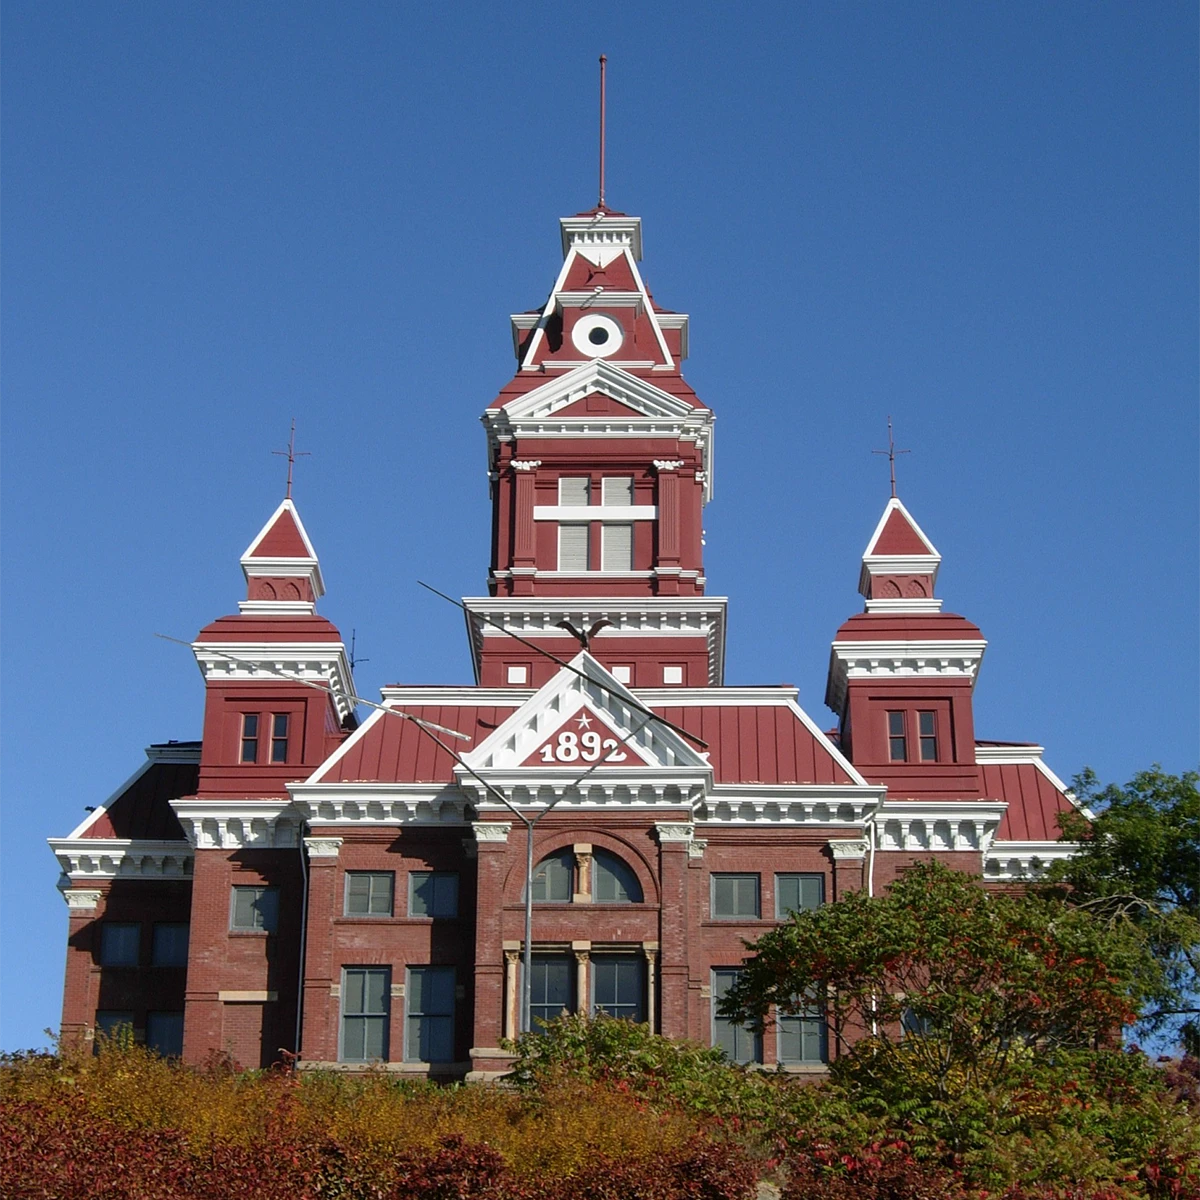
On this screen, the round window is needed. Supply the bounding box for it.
[571,313,624,358]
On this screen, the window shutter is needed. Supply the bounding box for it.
[602,476,633,506]
[559,477,590,506]
[601,524,633,571]
[559,525,590,571]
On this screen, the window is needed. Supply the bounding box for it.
[775,874,824,919]
[506,664,529,684]
[711,873,760,919]
[918,711,938,761]
[902,1007,934,1038]
[271,713,289,763]
[94,1010,134,1042]
[778,996,827,1065]
[151,922,189,966]
[345,872,394,917]
[230,886,278,932]
[611,665,632,684]
[592,955,645,1022]
[241,714,259,763]
[712,969,761,1064]
[529,956,574,1030]
[601,523,633,570]
[888,711,907,761]
[341,967,389,1062]
[559,476,590,506]
[410,871,459,918]
[601,476,634,506]
[406,966,455,1062]
[146,1011,184,1057]
[593,849,642,903]
[662,665,684,685]
[99,922,140,966]
[558,524,590,571]
[531,850,573,902]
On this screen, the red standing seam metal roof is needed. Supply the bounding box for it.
[319,702,853,787]
[196,614,344,642]
[83,759,198,841]
[871,508,935,555]
[984,762,1076,840]
[248,507,311,557]
[833,612,984,641]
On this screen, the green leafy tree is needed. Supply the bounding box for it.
[1046,765,1200,1052]
[719,862,1162,1150]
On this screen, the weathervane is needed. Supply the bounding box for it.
[598,54,607,209]
[872,416,910,499]
[272,418,311,499]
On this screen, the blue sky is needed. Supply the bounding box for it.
[2,2,1196,1050]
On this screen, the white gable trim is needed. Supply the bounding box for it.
[862,497,940,559]
[242,498,319,561]
[499,360,699,423]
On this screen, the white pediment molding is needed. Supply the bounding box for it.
[288,782,471,826]
[694,783,883,826]
[460,651,711,776]
[497,360,700,424]
[983,840,1081,881]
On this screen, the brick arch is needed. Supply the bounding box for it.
[904,578,928,597]
[501,827,660,907]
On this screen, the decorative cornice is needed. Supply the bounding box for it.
[828,837,870,860]
[864,598,944,614]
[192,641,355,722]
[510,459,542,471]
[654,822,695,843]
[873,800,1008,854]
[695,793,878,826]
[471,821,513,843]
[303,836,343,858]
[237,600,317,616]
[49,838,194,881]
[983,840,1081,881]
[61,888,103,910]
[653,459,685,472]
[826,639,987,712]
[170,799,302,850]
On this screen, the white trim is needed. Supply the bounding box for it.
[290,784,470,826]
[696,788,880,826]
[378,686,531,706]
[974,744,1087,815]
[237,600,317,615]
[826,638,987,713]
[785,699,872,787]
[242,498,319,560]
[864,598,944,614]
[49,837,194,880]
[169,799,302,849]
[559,213,643,261]
[534,505,657,521]
[303,836,343,858]
[61,888,102,910]
[861,498,939,559]
[240,499,325,599]
[220,990,278,1003]
[305,705,385,782]
[983,840,1081,880]
[872,800,1008,853]
[828,838,870,860]
[192,640,355,722]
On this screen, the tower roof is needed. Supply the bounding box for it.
[239,498,325,610]
[858,497,942,606]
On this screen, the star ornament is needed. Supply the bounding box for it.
[576,712,593,730]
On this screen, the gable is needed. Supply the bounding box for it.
[498,360,704,423]
[520,704,655,768]
[554,391,643,418]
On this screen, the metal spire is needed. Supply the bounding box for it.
[272,418,311,499]
[598,54,607,209]
[872,415,910,499]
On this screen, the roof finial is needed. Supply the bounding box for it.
[272,418,311,500]
[871,415,910,499]
[598,54,607,210]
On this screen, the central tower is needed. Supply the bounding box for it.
[464,208,726,689]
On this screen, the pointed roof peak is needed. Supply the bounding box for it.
[857,497,942,607]
[239,498,325,609]
[863,496,939,559]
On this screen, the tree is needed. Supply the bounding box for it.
[1046,765,1200,1053]
[719,863,1161,1113]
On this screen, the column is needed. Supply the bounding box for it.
[59,888,103,1048]
[573,943,591,1016]
[828,838,869,899]
[643,941,659,1032]
[572,843,593,904]
[300,836,343,1063]
[503,946,521,1041]
[470,822,513,1059]
[654,822,694,1040]
[182,848,233,1064]
[510,461,541,595]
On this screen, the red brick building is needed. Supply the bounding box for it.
[50,204,1081,1076]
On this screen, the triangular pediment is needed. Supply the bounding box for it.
[554,391,643,418]
[863,498,939,559]
[461,652,709,773]
[520,703,655,768]
[499,361,702,424]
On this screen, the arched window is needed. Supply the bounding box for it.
[530,849,573,902]
[593,849,643,904]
